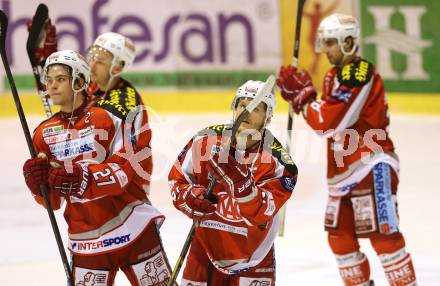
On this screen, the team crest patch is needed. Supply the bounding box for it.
[332,89,353,103]
[279,177,296,192]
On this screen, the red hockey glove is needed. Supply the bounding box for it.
[207,152,257,203]
[276,65,317,114]
[23,155,49,196]
[173,184,216,220]
[48,162,88,197]
[27,18,58,65]
[291,86,317,114]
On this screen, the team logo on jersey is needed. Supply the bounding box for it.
[279,177,296,192]
[332,89,353,103]
[215,192,242,222]
[42,125,65,137]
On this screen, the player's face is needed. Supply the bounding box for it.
[46,64,74,108]
[322,38,343,66]
[87,46,113,87]
[235,98,268,135]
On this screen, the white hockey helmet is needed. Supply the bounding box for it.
[315,14,360,55]
[42,50,90,92]
[92,32,136,72]
[231,80,276,118]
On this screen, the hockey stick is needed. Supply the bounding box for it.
[0,10,74,286]
[278,0,306,237]
[168,75,276,286]
[26,3,52,117]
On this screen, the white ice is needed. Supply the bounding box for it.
[0,112,439,285]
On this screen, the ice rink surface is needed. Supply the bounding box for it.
[0,112,439,285]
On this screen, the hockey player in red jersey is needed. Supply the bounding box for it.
[276,14,417,286]
[22,50,171,285]
[26,24,154,202]
[168,80,298,285]
[85,32,153,196]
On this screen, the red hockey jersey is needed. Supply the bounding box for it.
[304,57,399,196]
[32,102,163,256]
[89,78,153,195]
[168,124,298,274]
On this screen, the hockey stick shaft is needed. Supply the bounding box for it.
[27,3,52,117]
[0,10,74,286]
[168,75,275,286]
[279,0,306,237]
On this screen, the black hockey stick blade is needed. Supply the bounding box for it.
[0,9,74,286]
[167,75,275,286]
[26,3,52,117]
[26,3,48,66]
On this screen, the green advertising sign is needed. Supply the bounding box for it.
[360,0,439,92]
[3,71,273,90]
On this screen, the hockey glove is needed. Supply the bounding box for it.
[27,18,58,66]
[23,153,49,196]
[173,184,216,220]
[276,65,317,114]
[48,162,88,197]
[207,152,257,203]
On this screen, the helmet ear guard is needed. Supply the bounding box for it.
[315,14,360,56]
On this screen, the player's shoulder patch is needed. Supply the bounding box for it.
[95,79,141,120]
[337,58,373,88]
[95,97,128,120]
[262,131,298,175]
[197,124,231,137]
[120,79,141,112]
